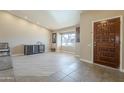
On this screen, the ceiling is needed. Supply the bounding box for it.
[7,10,82,30]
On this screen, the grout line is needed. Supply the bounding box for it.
[67,75,81,82]
[59,75,76,82]
[59,75,69,82]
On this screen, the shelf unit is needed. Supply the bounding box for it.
[24,44,45,55]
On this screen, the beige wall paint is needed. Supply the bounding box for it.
[0,11,51,55]
[56,32,61,52]
[75,43,80,56]
[75,24,80,57]
[80,10,124,70]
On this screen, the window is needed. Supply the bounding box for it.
[61,32,75,46]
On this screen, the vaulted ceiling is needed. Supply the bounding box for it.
[7,10,82,30]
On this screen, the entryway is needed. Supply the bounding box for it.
[93,17,120,68]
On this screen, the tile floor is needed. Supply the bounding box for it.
[0,52,124,82]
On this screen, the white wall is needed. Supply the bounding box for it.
[75,43,80,57]
[0,11,51,55]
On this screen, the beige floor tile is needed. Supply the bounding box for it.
[49,71,67,81]
[0,52,124,82]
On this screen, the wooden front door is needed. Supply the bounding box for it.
[94,17,120,68]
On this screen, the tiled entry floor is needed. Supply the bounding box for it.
[0,52,124,82]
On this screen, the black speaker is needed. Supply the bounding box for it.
[24,44,45,55]
[38,45,45,53]
[33,45,39,54]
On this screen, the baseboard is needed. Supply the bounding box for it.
[122,69,124,72]
[94,63,119,71]
[80,59,93,64]
[11,54,24,57]
[120,69,124,72]
[80,58,124,73]
[62,51,75,55]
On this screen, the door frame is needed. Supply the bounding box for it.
[91,16,123,71]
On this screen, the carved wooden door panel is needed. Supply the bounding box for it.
[94,17,120,68]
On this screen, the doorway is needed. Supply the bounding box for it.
[93,17,120,68]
